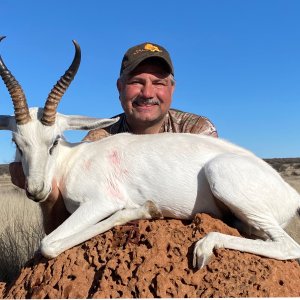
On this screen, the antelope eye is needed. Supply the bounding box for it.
[15,143,23,156]
[49,139,59,155]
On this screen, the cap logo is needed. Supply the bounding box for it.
[144,43,162,52]
[133,43,163,55]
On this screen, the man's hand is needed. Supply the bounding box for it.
[39,178,70,234]
[47,179,61,205]
[9,162,26,189]
[9,162,70,234]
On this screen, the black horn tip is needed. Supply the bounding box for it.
[0,36,6,43]
[72,40,81,52]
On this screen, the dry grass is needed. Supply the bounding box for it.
[0,188,45,283]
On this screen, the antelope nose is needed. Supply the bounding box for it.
[26,181,45,201]
[26,190,38,201]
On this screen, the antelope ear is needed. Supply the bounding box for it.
[0,115,15,130]
[59,114,119,131]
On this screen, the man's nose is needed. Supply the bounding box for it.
[141,82,155,98]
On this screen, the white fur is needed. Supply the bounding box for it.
[1,107,300,268]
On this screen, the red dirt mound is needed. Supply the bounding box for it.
[2,213,300,298]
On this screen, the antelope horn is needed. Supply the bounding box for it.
[0,36,31,125]
[41,40,81,126]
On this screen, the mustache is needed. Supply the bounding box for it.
[132,97,160,105]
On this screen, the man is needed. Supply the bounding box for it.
[83,42,217,141]
[10,42,218,233]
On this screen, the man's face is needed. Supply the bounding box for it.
[117,61,175,131]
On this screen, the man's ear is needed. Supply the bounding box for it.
[171,81,175,95]
[117,78,122,94]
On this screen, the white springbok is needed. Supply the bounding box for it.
[1,37,300,269]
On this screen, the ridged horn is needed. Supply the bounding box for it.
[41,40,81,126]
[0,36,31,125]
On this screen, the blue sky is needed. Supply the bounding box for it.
[0,0,299,162]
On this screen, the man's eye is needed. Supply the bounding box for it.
[154,81,167,86]
[129,80,141,85]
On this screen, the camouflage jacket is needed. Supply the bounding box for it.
[83,108,218,142]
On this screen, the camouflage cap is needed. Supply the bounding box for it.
[120,42,174,77]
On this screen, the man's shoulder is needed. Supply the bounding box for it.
[168,108,213,125]
[168,108,218,136]
[169,108,204,119]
